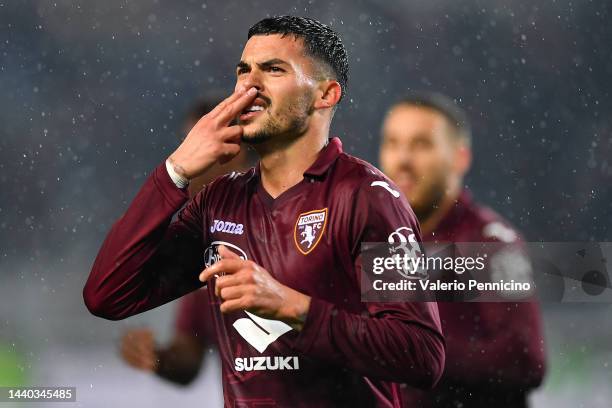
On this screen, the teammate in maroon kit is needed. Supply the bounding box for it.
[84,16,445,407]
[119,290,218,384]
[379,92,546,407]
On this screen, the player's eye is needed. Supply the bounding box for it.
[268,66,284,73]
[412,138,432,149]
[382,137,397,148]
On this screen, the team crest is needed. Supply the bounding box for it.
[294,208,328,255]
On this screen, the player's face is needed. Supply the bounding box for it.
[235,34,319,144]
[380,105,457,220]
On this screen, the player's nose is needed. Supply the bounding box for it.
[384,147,413,169]
[236,71,263,94]
[399,150,413,166]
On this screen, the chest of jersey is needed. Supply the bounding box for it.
[199,180,360,390]
[203,181,358,300]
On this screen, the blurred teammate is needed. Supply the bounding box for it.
[84,16,445,407]
[380,92,546,407]
[119,292,216,385]
[119,100,253,386]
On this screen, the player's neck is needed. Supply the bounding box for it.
[420,184,462,236]
[257,129,328,199]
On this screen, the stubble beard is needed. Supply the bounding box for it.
[240,93,313,145]
[410,169,449,223]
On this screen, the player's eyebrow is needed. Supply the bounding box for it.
[236,59,290,72]
[258,58,289,69]
[236,61,250,72]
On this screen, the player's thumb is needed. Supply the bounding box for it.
[218,244,240,260]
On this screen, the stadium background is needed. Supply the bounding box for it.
[0,1,610,406]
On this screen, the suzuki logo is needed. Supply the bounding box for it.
[233,311,293,353]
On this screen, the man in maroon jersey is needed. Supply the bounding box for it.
[84,16,445,407]
[379,92,546,407]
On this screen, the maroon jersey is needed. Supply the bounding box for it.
[84,137,445,407]
[403,191,546,408]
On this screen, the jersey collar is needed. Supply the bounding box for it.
[302,137,343,178]
[251,136,343,181]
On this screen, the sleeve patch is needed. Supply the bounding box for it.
[370,180,400,198]
[483,222,517,243]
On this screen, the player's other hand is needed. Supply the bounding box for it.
[199,245,311,331]
[168,86,258,180]
[119,328,159,372]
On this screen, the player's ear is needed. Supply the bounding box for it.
[313,80,341,110]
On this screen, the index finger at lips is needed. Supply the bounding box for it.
[199,258,247,282]
[216,87,258,124]
[208,86,248,119]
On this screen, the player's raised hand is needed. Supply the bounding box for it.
[119,328,159,372]
[199,245,311,331]
[168,86,258,180]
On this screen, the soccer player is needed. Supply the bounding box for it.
[119,100,253,387]
[379,92,546,407]
[84,16,445,407]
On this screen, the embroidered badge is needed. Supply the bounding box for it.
[294,208,328,255]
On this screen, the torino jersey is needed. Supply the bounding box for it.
[84,137,445,407]
[403,191,546,408]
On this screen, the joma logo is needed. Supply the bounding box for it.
[210,219,244,235]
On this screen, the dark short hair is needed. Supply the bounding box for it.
[248,16,349,103]
[394,92,472,146]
